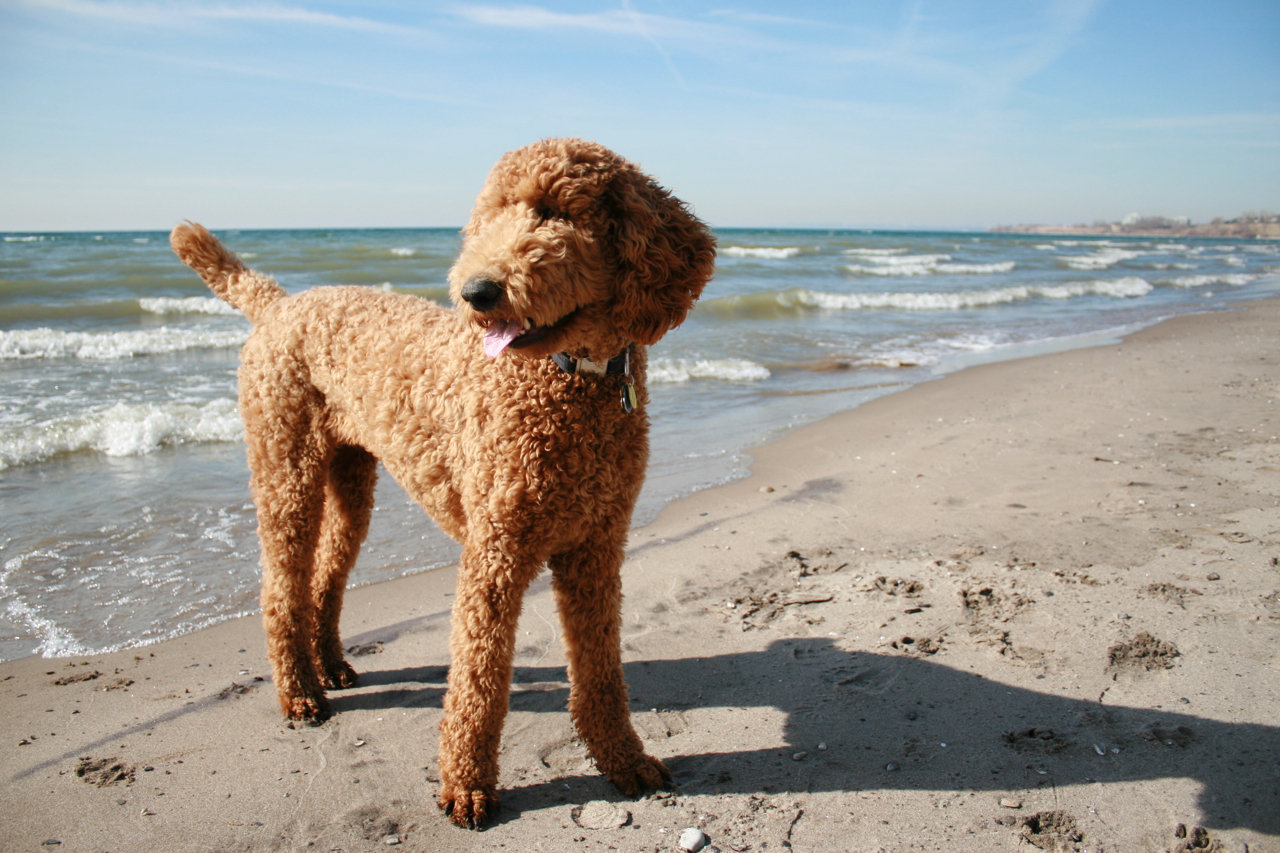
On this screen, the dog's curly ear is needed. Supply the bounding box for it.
[607,165,716,346]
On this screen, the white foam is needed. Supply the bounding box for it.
[0,326,248,360]
[843,253,1015,277]
[649,358,771,383]
[2,556,95,658]
[0,398,243,469]
[844,247,909,256]
[936,261,1017,274]
[1063,247,1143,270]
[1166,273,1259,288]
[721,246,803,259]
[859,333,1004,368]
[391,247,416,257]
[139,296,241,316]
[797,277,1152,311]
[3,235,45,242]
[844,262,938,276]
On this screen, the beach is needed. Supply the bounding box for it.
[2,296,1277,852]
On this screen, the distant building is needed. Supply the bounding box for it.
[1121,212,1141,226]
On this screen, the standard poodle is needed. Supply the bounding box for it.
[170,137,717,828]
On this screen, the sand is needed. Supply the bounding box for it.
[3,298,1278,853]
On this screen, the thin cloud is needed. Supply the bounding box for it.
[22,0,423,35]
[450,3,747,44]
[1077,112,1280,132]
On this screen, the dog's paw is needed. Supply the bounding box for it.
[607,753,672,797]
[319,659,359,690]
[439,786,498,829]
[280,692,331,725]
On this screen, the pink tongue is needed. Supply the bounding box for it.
[483,321,522,358]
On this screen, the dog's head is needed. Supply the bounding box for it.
[448,138,716,362]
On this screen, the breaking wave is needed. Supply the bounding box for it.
[1,399,243,470]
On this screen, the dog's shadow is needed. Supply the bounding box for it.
[334,638,1277,834]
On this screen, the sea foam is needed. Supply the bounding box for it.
[649,358,771,383]
[0,398,243,469]
[797,277,1152,311]
[843,254,1016,276]
[720,246,803,259]
[1165,273,1260,288]
[0,326,248,359]
[1062,247,1143,270]
[140,297,241,316]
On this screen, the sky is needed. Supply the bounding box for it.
[1,0,1277,231]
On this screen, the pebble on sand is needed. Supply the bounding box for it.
[679,827,709,852]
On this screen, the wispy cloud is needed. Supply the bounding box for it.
[449,3,769,46]
[22,0,422,35]
[1077,111,1280,133]
[449,3,747,89]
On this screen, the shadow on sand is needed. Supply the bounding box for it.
[338,637,1278,834]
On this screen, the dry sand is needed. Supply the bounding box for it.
[3,299,1278,853]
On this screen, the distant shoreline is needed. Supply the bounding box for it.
[990,221,1280,239]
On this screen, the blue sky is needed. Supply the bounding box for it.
[1,1,1277,231]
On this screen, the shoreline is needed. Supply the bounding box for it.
[3,298,1277,852]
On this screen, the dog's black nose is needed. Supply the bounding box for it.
[460,278,504,313]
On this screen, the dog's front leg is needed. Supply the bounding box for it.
[550,541,672,797]
[437,548,536,829]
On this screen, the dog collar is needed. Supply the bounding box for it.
[550,350,629,376]
[550,348,638,413]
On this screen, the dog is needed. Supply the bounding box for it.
[171,137,716,827]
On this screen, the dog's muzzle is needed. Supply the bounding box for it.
[460,277,503,313]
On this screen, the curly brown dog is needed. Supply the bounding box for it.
[170,138,716,828]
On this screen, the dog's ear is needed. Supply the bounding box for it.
[607,165,716,346]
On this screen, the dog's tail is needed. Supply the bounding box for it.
[170,221,286,324]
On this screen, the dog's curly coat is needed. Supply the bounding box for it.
[171,138,716,828]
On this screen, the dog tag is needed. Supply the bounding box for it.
[621,380,637,414]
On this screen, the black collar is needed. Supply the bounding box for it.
[550,349,630,376]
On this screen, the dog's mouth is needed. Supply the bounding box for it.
[482,309,579,358]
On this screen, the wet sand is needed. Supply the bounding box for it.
[3,298,1278,853]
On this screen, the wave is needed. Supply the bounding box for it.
[857,333,1006,368]
[649,357,771,383]
[698,278,1153,318]
[844,253,1016,276]
[0,326,248,360]
[391,247,416,257]
[844,247,908,256]
[811,278,1151,309]
[720,246,804,260]
[0,399,243,469]
[1062,247,1144,270]
[1164,273,1261,288]
[139,297,241,316]
[3,235,46,242]
[0,571,95,658]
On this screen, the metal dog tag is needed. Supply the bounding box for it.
[621,380,637,414]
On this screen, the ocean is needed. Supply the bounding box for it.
[2,227,1277,661]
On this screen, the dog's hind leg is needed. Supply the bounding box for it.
[437,545,541,828]
[550,539,671,796]
[242,375,334,723]
[310,445,378,690]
